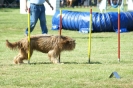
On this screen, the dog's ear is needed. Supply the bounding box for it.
[63,39,75,44]
[60,36,75,44]
[71,40,75,44]
[68,40,75,44]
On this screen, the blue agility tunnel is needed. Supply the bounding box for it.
[51,10,133,33]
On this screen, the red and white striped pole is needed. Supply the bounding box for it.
[58,9,62,63]
[118,6,120,62]
[88,7,92,63]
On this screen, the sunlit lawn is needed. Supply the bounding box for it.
[0,6,133,88]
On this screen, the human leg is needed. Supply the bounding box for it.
[25,4,40,35]
[39,5,48,34]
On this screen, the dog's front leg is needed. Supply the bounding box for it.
[48,50,59,64]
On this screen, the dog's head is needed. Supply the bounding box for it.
[59,35,76,51]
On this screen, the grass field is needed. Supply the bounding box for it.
[0,6,133,88]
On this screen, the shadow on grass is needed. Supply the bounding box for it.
[30,62,52,65]
[73,36,111,39]
[84,61,102,64]
[63,61,102,64]
[29,61,102,65]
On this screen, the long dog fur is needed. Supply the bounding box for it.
[6,34,76,64]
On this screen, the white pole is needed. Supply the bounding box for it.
[99,0,107,13]
[44,0,60,15]
[127,0,133,11]
[20,0,30,14]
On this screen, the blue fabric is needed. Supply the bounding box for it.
[51,10,60,30]
[109,12,128,32]
[25,3,48,35]
[116,28,128,33]
[51,10,133,33]
[79,12,90,33]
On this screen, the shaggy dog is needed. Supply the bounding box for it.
[6,34,76,64]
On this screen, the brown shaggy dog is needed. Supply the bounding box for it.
[6,34,76,64]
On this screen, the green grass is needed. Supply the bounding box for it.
[0,7,133,88]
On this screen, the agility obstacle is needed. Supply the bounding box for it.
[52,7,133,63]
[111,0,122,62]
[28,8,30,64]
[58,9,62,63]
[52,10,133,33]
[88,8,92,63]
[118,6,120,62]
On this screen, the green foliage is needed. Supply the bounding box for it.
[0,7,133,88]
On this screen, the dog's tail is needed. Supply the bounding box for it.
[6,40,19,50]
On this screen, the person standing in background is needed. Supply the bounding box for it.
[24,0,54,35]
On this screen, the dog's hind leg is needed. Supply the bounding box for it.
[14,54,21,64]
[14,48,32,64]
[14,53,24,64]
